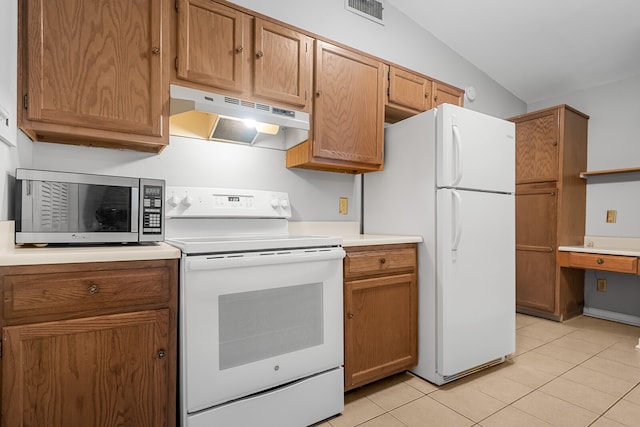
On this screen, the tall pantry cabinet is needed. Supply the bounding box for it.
[509,105,589,321]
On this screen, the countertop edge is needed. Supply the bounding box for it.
[0,221,181,266]
[341,234,423,247]
[558,245,640,257]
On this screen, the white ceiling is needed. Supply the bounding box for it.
[386,0,640,104]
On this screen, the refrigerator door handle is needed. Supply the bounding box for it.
[452,124,463,186]
[452,190,463,252]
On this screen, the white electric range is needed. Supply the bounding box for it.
[164,186,345,427]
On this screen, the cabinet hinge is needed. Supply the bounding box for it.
[23,94,28,110]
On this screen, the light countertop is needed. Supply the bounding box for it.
[559,236,640,257]
[288,221,422,247]
[0,221,180,266]
[0,220,421,266]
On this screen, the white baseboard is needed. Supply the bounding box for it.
[583,307,640,327]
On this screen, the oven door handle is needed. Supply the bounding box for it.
[185,248,346,271]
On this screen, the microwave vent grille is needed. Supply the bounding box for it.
[38,181,70,230]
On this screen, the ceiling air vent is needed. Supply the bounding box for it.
[345,0,384,25]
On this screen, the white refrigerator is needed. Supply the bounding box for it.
[363,103,516,385]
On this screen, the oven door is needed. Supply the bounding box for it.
[181,246,345,413]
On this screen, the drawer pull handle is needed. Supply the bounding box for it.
[87,284,99,295]
[597,258,604,264]
[347,313,354,319]
[380,258,386,264]
[157,349,167,359]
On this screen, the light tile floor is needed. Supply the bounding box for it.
[317,313,640,427]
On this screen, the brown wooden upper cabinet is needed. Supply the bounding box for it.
[17,0,169,153]
[286,41,385,173]
[384,65,464,123]
[432,81,464,108]
[175,0,313,111]
[514,108,560,184]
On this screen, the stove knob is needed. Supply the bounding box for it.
[181,195,193,208]
[280,199,289,210]
[167,193,179,208]
[271,199,280,209]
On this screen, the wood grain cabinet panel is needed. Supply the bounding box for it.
[514,109,560,184]
[343,244,417,391]
[287,41,385,173]
[175,1,313,111]
[432,81,464,108]
[254,19,312,107]
[384,65,464,123]
[0,259,178,427]
[18,0,169,153]
[2,310,169,427]
[567,252,638,274]
[176,0,246,92]
[385,65,432,122]
[509,105,589,321]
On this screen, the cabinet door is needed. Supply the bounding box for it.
[515,184,558,313]
[2,310,170,427]
[514,109,560,184]
[254,19,312,108]
[313,41,384,168]
[176,0,245,92]
[387,66,431,112]
[23,0,164,138]
[432,81,464,107]
[344,274,417,390]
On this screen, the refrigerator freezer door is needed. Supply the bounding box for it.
[436,188,515,377]
[436,104,515,193]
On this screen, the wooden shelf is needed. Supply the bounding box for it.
[580,167,640,178]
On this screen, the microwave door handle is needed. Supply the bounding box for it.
[131,187,139,232]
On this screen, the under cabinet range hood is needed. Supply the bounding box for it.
[169,85,309,150]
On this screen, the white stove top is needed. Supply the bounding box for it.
[163,186,342,254]
[166,234,342,254]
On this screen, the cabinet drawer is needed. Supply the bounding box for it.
[345,247,416,279]
[567,252,637,274]
[3,266,171,320]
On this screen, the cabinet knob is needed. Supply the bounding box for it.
[157,349,167,359]
[236,46,244,53]
[380,257,386,264]
[347,313,354,319]
[151,46,160,55]
[316,90,322,97]
[597,258,604,264]
[256,50,264,58]
[425,92,429,98]
[87,284,99,295]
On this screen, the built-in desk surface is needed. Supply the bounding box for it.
[559,236,640,274]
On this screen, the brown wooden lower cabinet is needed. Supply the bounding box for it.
[0,259,178,427]
[343,244,417,391]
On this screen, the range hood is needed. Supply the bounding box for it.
[169,84,309,149]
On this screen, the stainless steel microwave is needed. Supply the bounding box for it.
[14,169,165,245]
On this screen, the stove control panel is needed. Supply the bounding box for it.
[165,186,291,218]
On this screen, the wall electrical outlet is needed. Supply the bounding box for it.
[339,197,348,215]
[606,210,617,223]
[597,279,607,292]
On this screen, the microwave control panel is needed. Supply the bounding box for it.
[142,184,163,235]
